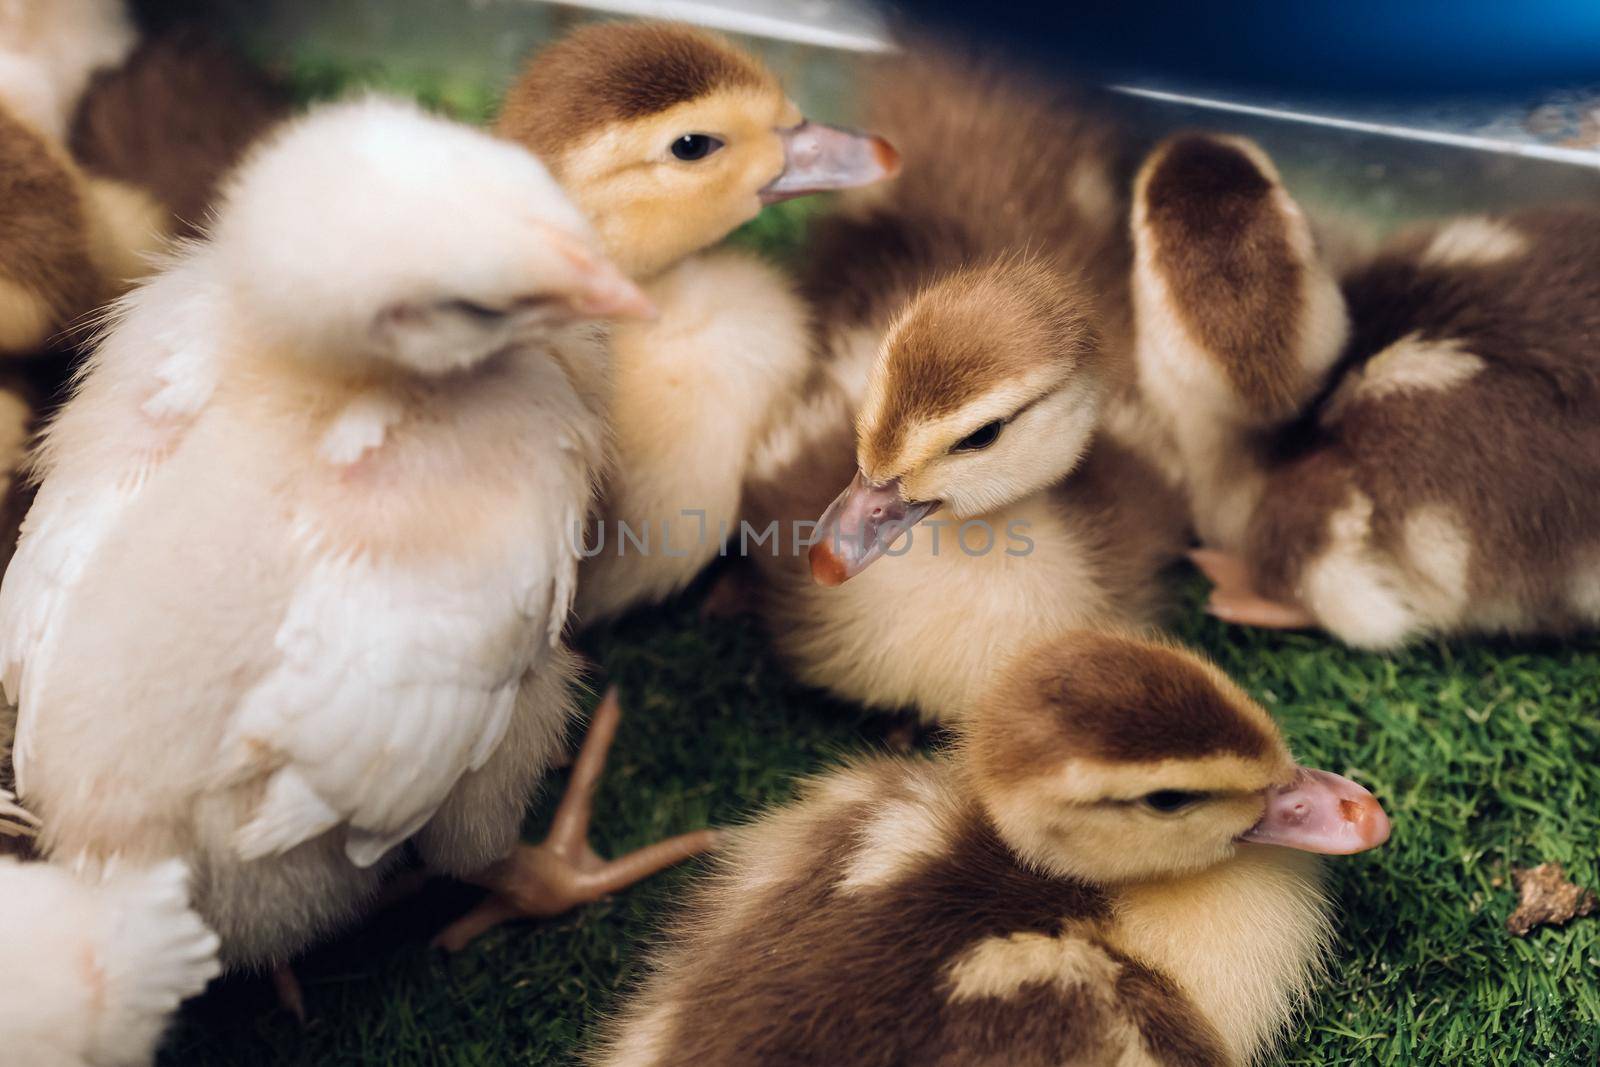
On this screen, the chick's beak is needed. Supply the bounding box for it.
[568,259,657,321]
[1239,767,1391,855]
[759,121,901,205]
[540,223,658,321]
[808,471,937,586]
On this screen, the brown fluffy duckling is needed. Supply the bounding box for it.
[0,2,162,570]
[69,27,292,237]
[498,20,898,624]
[0,0,165,362]
[747,51,1185,721]
[0,93,164,358]
[498,19,896,280]
[0,0,163,338]
[1131,132,1600,649]
[593,630,1389,1067]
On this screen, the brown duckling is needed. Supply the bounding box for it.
[1131,132,1600,649]
[498,20,895,279]
[746,50,1185,721]
[593,630,1389,1067]
[0,2,163,575]
[497,20,898,624]
[69,27,292,237]
[0,89,164,358]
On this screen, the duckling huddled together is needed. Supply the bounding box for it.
[752,51,1188,723]
[1131,133,1600,649]
[0,5,1592,1064]
[497,20,896,625]
[598,630,1387,1067]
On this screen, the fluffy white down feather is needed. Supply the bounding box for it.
[0,97,613,964]
[222,545,558,868]
[0,857,219,1067]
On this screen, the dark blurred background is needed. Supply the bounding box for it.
[127,1,1600,231]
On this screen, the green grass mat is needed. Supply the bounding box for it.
[163,577,1600,1066]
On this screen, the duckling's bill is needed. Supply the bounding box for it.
[1240,767,1391,854]
[760,121,901,204]
[808,471,937,586]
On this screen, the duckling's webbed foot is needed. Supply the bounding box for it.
[1189,548,1317,630]
[433,688,719,952]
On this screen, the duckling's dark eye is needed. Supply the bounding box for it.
[951,419,1004,453]
[671,134,724,161]
[1141,790,1206,814]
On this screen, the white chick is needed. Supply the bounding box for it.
[0,852,220,1067]
[0,97,697,993]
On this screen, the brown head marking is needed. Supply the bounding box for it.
[864,257,1097,472]
[496,20,776,161]
[996,632,1274,766]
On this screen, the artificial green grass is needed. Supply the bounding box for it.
[161,52,1599,1067]
[162,573,1600,1066]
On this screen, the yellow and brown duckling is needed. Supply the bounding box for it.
[497,20,898,624]
[594,630,1389,1067]
[0,2,164,567]
[69,27,292,237]
[0,81,164,360]
[0,0,166,351]
[1131,132,1600,649]
[498,19,896,280]
[0,5,166,546]
[747,50,1186,722]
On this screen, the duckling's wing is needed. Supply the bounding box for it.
[220,531,573,869]
[0,267,222,792]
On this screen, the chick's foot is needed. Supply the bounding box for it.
[433,688,718,952]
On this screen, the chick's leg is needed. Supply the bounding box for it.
[434,688,717,952]
[1189,548,1317,630]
